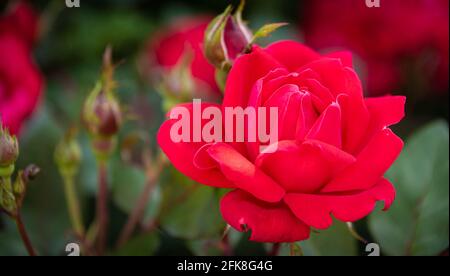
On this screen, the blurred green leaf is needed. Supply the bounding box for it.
[0,218,27,256]
[159,167,225,239]
[187,239,223,256]
[298,221,358,256]
[111,159,161,222]
[45,9,153,64]
[369,120,449,256]
[113,232,159,256]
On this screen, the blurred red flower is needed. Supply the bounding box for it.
[158,40,405,242]
[0,1,43,134]
[141,16,221,100]
[0,0,39,48]
[302,0,449,96]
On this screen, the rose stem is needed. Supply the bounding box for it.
[116,161,163,248]
[269,243,281,256]
[96,161,109,255]
[220,225,233,256]
[15,213,37,256]
[63,175,84,237]
[290,243,304,256]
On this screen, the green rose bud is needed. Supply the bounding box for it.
[204,0,252,70]
[0,124,19,169]
[55,129,82,177]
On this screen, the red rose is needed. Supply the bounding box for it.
[0,1,43,135]
[0,1,39,48]
[303,0,449,95]
[142,16,221,99]
[158,40,405,242]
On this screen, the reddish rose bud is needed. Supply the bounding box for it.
[83,88,122,137]
[204,0,252,69]
[83,48,122,138]
[0,124,19,168]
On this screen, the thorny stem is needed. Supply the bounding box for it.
[96,161,109,255]
[15,213,37,256]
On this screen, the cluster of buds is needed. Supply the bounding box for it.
[0,125,19,215]
[0,124,39,217]
[204,0,286,87]
[83,47,123,162]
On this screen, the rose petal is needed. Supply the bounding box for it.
[221,190,310,242]
[298,58,363,100]
[265,40,320,71]
[297,78,334,112]
[263,84,302,140]
[363,96,406,144]
[207,142,285,202]
[303,139,356,175]
[306,102,342,148]
[223,45,283,108]
[256,140,330,193]
[157,103,234,188]
[326,51,353,68]
[295,92,318,141]
[285,178,396,229]
[337,93,370,154]
[321,128,403,193]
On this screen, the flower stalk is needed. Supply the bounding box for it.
[55,128,84,238]
[116,134,166,248]
[82,46,123,254]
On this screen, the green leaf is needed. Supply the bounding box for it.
[369,120,449,256]
[113,233,159,256]
[300,221,358,256]
[111,159,161,222]
[251,23,288,44]
[159,167,225,239]
[273,220,358,256]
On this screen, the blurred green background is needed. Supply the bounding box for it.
[0,0,448,256]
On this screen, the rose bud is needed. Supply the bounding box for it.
[0,124,19,169]
[0,123,19,214]
[83,48,122,138]
[204,1,252,70]
[83,88,122,137]
[54,129,82,177]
